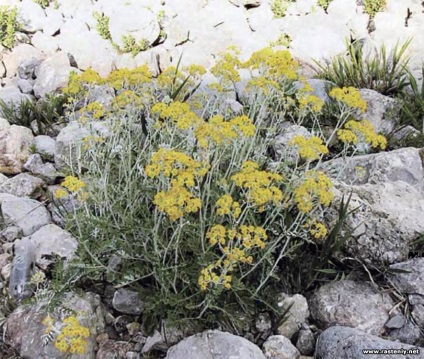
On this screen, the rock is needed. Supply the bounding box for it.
[389,258,424,297]
[57,21,116,77]
[142,322,193,353]
[316,326,422,359]
[385,314,406,329]
[1,225,22,242]
[309,280,394,336]
[22,224,78,267]
[296,327,315,356]
[263,335,301,359]
[277,294,310,340]
[31,32,59,55]
[107,4,161,49]
[24,154,59,184]
[0,193,51,236]
[0,173,45,198]
[113,315,133,333]
[358,89,399,135]
[388,320,422,346]
[0,124,34,175]
[18,58,43,80]
[5,292,104,358]
[256,312,272,335]
[392,125,421,142]
[43,7,64,36]
[0,85,34,119]
[17,79,34,94]
[3,44,43,78]
[166,330,266,359]
[411,305,424,329]
[8,236,36,299]
[33,52,72,98]
[17,0,46,33]
[97,340,135,359]
[285,0,317,16]
[112,288,144,315]
[33,135,56,161]
[320,148,424,265]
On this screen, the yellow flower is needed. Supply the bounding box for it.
[289,135,329,161]
[151,101,200,130]
[61,176,86,193]
[55,188,68,199]
[309,220,327,240]
[329,86,367,113]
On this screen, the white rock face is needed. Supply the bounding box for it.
[2,44,43,78]
[17,0,46,33]
[107,4,161,48]
[0,124,34,175]
[43,7,64,36]
[31,32,59,54]
[33,51,71,98]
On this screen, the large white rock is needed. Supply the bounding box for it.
[43,7,64,36]
[33,51,71,98]
[2,44,43,78]
[17,0,46,33]
[31,31,59,55]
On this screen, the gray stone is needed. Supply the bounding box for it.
[389,258,424,297]
[34,135,56,161]
[309,280,394,336]
[411,304,424,329]
[24,154,59,184]
[112,288,144,315]
[385,314,406,329]
[33,52,72,98]
[0,193,51,236]
[3,44,43,79]
[277,294,310,340]
[296,328,315,355]
[18,58,42,80]
[1,225,22,242]
[316,326,422,359]
[17,79,34,94]
[358,89,399,135]
[293,79,332,103]
[388,320,422,346]
[166,330,266,359]
[0,124,34,175]
[0,173,45,198]
[263,335,301,359]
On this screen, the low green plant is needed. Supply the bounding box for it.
[44,47,386,337]
[93,12,112,41]
[315,38,412,96]
[270,33,292,48]
[363,0,386,18]
[121,35,150,56]
[270,0,294,18]
[33,0,51,9]
[317,0,333,10]
[0,93,67,134]
[0,5,19,49]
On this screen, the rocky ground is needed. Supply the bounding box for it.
[0,0,423,358]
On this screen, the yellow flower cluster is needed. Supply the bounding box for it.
[194,115,256,148]
[84,101,104,119]
[337,119,387,150]
[146,149,209,221]
[329,87,367,113]
[42,315,90,355]
[55,316,90,354]
[211,48,242,85]
[290,135,329,161]
[246,76,279,94]
[62,69,102,96]
[106,65,152,90]
[151,101,200,130]
[154,185,202,221]
[145,148,209,185]
[215,194,241,218]
[199,224,268,291]
[243,47,298,81]
[309,220,328,240]
[298,94,325,113]
[112,90,143,110]
[293,171,333,213]
[231,161,283,210]
[55,176,86,200]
